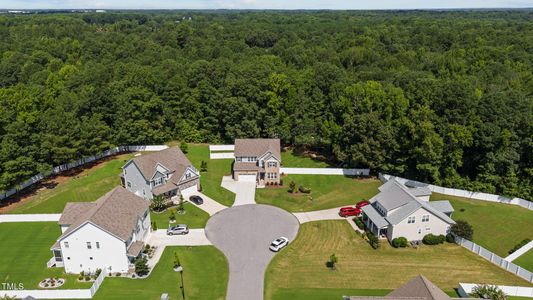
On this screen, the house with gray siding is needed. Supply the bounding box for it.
[361,178,455,242]
[121,147,199,200]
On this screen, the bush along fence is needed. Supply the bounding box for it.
[379,174,533,211]
[458,283,533,298]
[0,145,168,202]
[454,235,533,283]
[0,268,108,299]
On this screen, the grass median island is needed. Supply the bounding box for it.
[185,144,235,206]
[93,246,228,300]
[514,249,533,272]
[0,222,92,290]
[7,153,134,214]
[430,193,533,257]
[264,221,532,300]
[256,176,381,212]
[150,202,209,229]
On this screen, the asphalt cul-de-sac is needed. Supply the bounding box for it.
[205,204,300,300]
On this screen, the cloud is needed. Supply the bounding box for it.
[1,0,532,9]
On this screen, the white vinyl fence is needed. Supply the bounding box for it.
[210,152,235,159]
[458,283,533,298]
[0,145,167,202]
[506,240,533,262]
[209,145,234,151]
[379,174,533,211]
[209,144,235,159]
[281,167,370,176]
[0,269,107,299]
[0,214,61,223]
[454,236,533,283]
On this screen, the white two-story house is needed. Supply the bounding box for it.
[361,178,455,242]
[49,187,150,274]
[232,138,281,185]
[121,147,200,200]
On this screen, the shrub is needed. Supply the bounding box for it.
[508,238,532,254]
[200,160,207,172]
[366,231,380,249]
[353,217,365,230]
[423,234,446,245]
[84,276,90,281]
[328,253,338,270]
[95,268,102,277]
[451,220,473,240]
[151,221,157,231]
[179,141,188,154]
[392,237,408,248]
[80,271,84,277]
[446,233,455,243]
[115,272,121,277]
[288,180,296,193]
[279,179,283,186]
[134,257,149,276]
[298,185,311,193]
[78,275,83,280]
[471,284,506,300]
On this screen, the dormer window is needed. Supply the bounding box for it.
[185,172,191,179]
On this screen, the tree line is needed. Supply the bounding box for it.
[0,11,531,200]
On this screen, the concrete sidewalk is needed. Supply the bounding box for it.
[180,190,227,216]
[292,207,344,224]
[0,214,62,223]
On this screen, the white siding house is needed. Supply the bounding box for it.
[50,187,150,274]
[361,179,455,242]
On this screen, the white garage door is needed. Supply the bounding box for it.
[239,175,257,182]
[181,185,198,196]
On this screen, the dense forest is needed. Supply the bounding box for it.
[0,11,531,200]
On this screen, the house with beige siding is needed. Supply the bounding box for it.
[361,178,455,242]
[232,139,281,185]
[121,147,199,200]
[49,187,150,274]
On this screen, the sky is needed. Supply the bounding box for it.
[2,0,533,10]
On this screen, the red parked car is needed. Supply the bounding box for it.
[339,207,361,217]
[356,200,370,209]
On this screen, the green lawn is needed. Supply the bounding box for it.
[264,221,532,300]
[430,193,533,257]
[256,176,380,212]
[93,246,228,300]
[185,144,235,206]
[281,149,331,168]
[0,222,92,290]
[514,249,533,272]
[270,288,390,300]
[150,203,209,230]
[8,154,133,214]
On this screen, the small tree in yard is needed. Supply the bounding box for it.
[151,221,157,231]
[289,180,296,193]
[169,209,176,222]
[150,195,166,212]
[134,257,149,276]
[329,253,338,270]
[451,220,474,240]
[200,160,208,172]
[471,284,507,300]
[178,195,185,214]
[173,251,181,269]
[180,141,188,154]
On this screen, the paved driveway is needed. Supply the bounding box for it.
[292,207,345,223]
[180,190,228,216]
[205,204,299,300]
[233,181,256,206]
[146,229,212,268]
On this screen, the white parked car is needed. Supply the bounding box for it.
[269,237,289,252]
[167,224,189,235]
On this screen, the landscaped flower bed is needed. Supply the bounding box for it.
[39,277,65,288]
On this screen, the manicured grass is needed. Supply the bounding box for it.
[93,246,228,300]
[256,176,380,212]
[281,149,331,168]
[264,221,532,300]
[9,154,133,214]
[185,144,235,206]
[513,249,533,272]
[0,222,92,290]
[270,288,390,300]
[430,193,533,257]
[150,203,209,230]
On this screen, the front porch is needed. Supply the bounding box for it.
[361,206,389,239]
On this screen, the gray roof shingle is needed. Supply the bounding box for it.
[129,147,193,180]
[57,187,149,242]
[428,201,454,214]
[234,139,281,160]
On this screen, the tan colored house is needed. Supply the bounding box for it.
[344,275,462,300]
[232,138,281,185]
[49,187,150,274]
[121,147,199,200]
[361,179,455,242]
